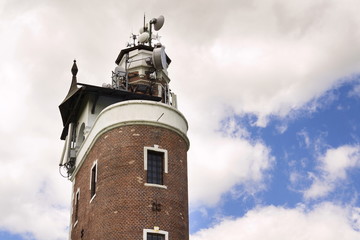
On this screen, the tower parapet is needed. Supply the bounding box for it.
[58,16,189,240]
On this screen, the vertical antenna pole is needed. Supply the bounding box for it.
[125,53,129,91]
[143,13,146,30]
[149,23,152,47]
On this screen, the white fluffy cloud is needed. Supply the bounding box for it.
[191,203,360,240]
[188,132,274,206]
[172,0,360,208]
[184,100,275,206]
[171,0,360,126]
[0,5,72,239]
[304,145,360,200]
[0,134,71,240]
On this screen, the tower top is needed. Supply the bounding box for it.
[109,15,176,107]
[130,15,165,48]
[59,14,177,143]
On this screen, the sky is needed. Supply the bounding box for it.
[1,0,360,239]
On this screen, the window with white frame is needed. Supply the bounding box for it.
[147,150,164,185]
[147,233,165,240]
[90,161,97,201]
[143,229,168,240]
[144,146,168,187]
[74,188,80,225]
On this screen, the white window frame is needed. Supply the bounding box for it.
[74,188,80,227]
[144,145,168,189]
[89,160,98,203]
[143,229,168,240]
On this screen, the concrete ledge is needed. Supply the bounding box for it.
[71,100,189,181]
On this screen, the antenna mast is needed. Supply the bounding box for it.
[143,13,146,30]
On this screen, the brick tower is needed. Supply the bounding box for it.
[58,16,189,240]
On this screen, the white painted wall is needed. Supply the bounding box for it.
[70,100,189,181]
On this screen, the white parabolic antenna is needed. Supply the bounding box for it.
[152,46,168,70]
[138,32,150,43]
[153,15,165,31]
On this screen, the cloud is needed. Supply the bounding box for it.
[297,129,311,148]
[191,203,360,240]
[184,101,274,207]
[349,83,360,98]
[170,0,360,127]
[0,134,72,240]
[275,124,288,134]
[188,132,274,207]
[0,7,74,237]
[304,145,360,200]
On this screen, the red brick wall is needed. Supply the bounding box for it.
[70,124,189,240]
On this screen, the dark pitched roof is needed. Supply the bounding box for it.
[59,83,161,140]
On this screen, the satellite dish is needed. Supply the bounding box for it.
[138,32,150,43]
[152,46,168,70]
[152,15,165,31]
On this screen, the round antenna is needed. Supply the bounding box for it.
[138,32,150,43]
[152,15,165,31]
[152,46,168,70]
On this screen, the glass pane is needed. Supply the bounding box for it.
[147,151,164,185]
[147,233,165,240]
[91,165,96,197]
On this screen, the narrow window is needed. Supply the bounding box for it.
[144,146,168,188]
[147,150,164,185]
[90,162,97,199]
[147,233,165,240]
[74,190,80,223]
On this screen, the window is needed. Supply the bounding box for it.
[147,150,164,185]
[143,229,168,240]
[76,123,85,148]
[74,189,80,224]
[147,233,165,240]
[144,146,168,188]
[90,161,97,201]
